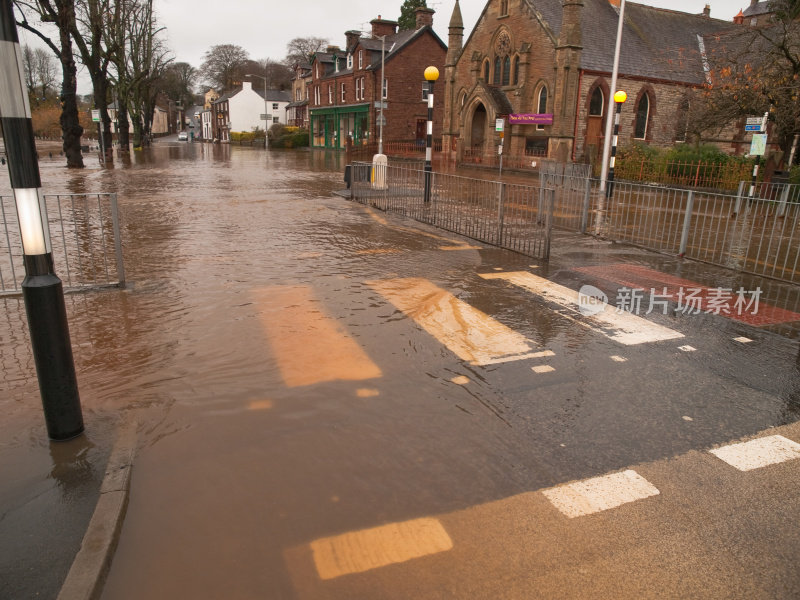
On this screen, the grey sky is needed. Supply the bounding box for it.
[15,0,749,94]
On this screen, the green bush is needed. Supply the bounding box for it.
[269,126,309,149]
[790,164,800,184]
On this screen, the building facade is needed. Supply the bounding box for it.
[442,0,745,164]
[308,9,447,149]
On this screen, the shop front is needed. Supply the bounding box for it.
[310,105,370,149]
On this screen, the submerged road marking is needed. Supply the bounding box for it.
[310,517,453,580]
[480,271,684,345]
[709,435,800,471]
[367,278,545,366]
[542,470,660,518]
[254,285,382,388]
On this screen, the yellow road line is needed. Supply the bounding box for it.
[367,277,543,366]
[310,517,453,580]
[254,285,382,387]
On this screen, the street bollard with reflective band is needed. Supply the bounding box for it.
[1,0,84,440]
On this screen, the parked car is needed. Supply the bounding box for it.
[178,131,188,141]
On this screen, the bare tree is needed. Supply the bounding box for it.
[14,0,85,167]
[693,2,800,155]
[200,44,249,92]
[284,36,327,67]
[21,44,37,98]
[110,0,171,148]
[33,47,58,101]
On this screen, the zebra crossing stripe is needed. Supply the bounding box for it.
[367,277,546,366]
[254,285,382,387]
[310,517,453,580]
[709,435,800,471]
[480,271,684,345]
[542,470,660,518]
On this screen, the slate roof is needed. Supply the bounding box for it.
[313,26,447,79]
[742,1,773,17]
[465,0,741,85]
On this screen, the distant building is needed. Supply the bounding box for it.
[286,62,311,128]
[307,9,447,149]
[211,82,291,142]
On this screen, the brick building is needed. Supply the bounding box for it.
[442,0,745,164]
[308,9,447,149]
[286,63,311,128]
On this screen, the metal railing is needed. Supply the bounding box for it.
[349,162,554,260]
[1,193,125,294]
[552,177,799,284]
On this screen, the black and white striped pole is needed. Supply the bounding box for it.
[605,90,627,199]
[423,66,439,204]
[1,0,84,441]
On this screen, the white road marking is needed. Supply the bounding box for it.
[709,435,800,471]
[450,376,470,385]
[734,336,753,343]
[679,345,696,352]
[367,278,546,366]
[310,517,453,580]
[542,470,660,518]
[610,355,628,362]
[480,271,684,346]
[532,365,555,374]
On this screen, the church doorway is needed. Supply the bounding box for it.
[470,103,487,150]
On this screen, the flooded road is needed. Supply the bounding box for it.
[1,140,799,598]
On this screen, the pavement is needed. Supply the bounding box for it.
[3,172,800,599]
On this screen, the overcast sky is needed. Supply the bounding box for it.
[16,0,750,94]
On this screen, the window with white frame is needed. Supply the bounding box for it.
[328,85,333,104]
[382,78,388,100]
[347,53,353,69]
[358,50,363,69]
[272,103,278,110]
[341,83,346,102]
[314,87,320,105]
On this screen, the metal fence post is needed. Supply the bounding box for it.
[678,190,694,257]
[733,180,745,216]
[580,177,592,234]
[110,193,126,287]
[776,184,790,218]
[544,188,555,260]
[497,182,505,245]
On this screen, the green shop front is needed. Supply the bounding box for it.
[311,104,370,149]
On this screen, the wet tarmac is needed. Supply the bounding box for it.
[1,139,799,598]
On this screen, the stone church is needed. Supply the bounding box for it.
[441,0,739,163]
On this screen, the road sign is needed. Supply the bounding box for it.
[91,109,100,122]
[749,133,767,156]
[744,124,762,131]
[495,118,504,132]
[260,114,272,120]
[374,101,388,109]
[746,116,762,126]
[377,116,387,127]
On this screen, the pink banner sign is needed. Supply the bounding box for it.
[509,113,553,125]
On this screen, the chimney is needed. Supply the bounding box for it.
[371,15,398,38]
[243,81,252,91]
[345,30,361,50]
[325,45,341,54]
[702,4,710,17]
[415,7,435,29]
[750,0,758,5]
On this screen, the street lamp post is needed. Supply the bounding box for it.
[606,90,627,199]
[247,73,269,149]
[599,0,627,194]
[0,0,84,441]
[423,66,439,204]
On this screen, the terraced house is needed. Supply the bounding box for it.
[441,0,745,164]
[308,9,447,149]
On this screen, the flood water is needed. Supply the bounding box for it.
[1,140,799,599]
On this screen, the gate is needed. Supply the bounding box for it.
[349,162,554,260]
[1,193,125,294]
